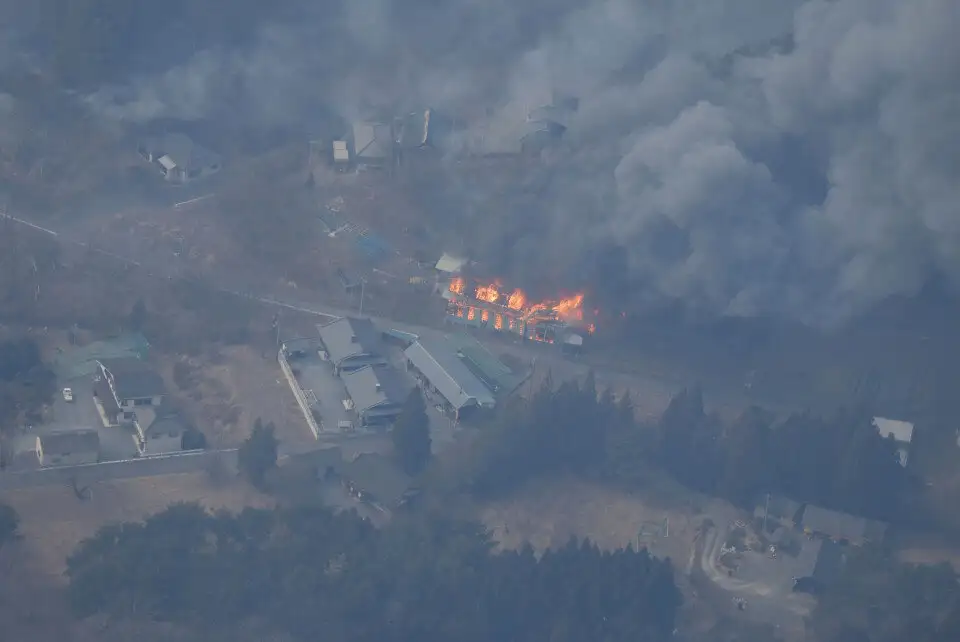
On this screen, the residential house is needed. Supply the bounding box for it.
[1,435,41,470]
[38,430,100,467]
[404,337,496,420]
[799,504,888,546]
[341,452,419,515]
[137,133,222,183]
[133,401,188,455]
[95,358,166,426]
[340,365,410,427]
[351,122,393,166]
[317,318,387,374]
[873,416,914,467]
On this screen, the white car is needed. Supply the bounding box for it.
[62,387,74,402]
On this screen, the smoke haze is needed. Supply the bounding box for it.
[79,0,960,327]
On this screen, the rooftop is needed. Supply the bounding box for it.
[142,133,220,171]
[404,337,495,410]
[98,358,166,400]
[800,504,887,544]
[873,417,914,444]
[134,401,186,436]
[352,122,392,160]
[341,365,410,413]
[41,429,100,456]
[435,253,467,274]
[316,318,382,367]
[446,334,524,394]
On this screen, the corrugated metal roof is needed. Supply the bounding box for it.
[341,365,409,414]
[40,430,100,456]
[352,122,391,159]
[316,318,382,368]
[157,155,176,170]
[332,140,349,161]
[404,338,495,410]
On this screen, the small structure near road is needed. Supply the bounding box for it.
[137,133,222,184]
[872,416,914,467]
[351,122,393,168]
[799,504,887,546]
[1,434,42,470]
[38,430,100,467]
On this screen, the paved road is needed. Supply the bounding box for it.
[1,209,760,422]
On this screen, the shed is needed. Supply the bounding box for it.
[341,453,417,512]
[332,140,349,163]
[435,253,467,274]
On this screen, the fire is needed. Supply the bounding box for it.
[449,277,465,295]
[467,307,476,321]
[507,289,526,310]
[494,314,503,330]
[552,294,584,322]
[481,309,490,323]
[474,282,500,303]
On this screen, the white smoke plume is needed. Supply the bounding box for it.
[79,0,960,327]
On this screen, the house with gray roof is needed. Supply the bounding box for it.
[316,318,387,374]
[351,122,393,166]
[96,358,167,425]
[340,365,410,427]
[799,504,887,545]
[404,337,496,419]
[137,133,221,183]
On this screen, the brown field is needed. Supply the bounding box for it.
[157,345,312,448]
[480,476,720,565]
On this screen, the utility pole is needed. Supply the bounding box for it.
[272,311,281,348]
[762,492,771,534]
[358,279,366,317]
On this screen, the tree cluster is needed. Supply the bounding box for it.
[237,418,279,488]
[392,389,432,475]
[0,337,55,432]
[813,547,960,642]
[654,387,909,520]
[66,502,681,642]
[452,376,908,523]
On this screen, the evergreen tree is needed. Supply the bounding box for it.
[392,389,432,475]
[0,503,19,550]
[238,418,278,488]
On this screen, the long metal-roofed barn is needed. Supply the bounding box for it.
[340,365,411,427]
[404,336,495,419]
[317,317,387,374]
[445,334,524,394]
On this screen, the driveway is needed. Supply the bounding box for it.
[46,376,139,461]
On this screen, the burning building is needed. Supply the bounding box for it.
[442,277,594,343]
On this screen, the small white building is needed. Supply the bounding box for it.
[873,417,914,467]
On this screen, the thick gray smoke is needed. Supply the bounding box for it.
[82,0,960,327]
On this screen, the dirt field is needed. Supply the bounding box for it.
[157,345,312,448]
[480,476,721,565]
[0,473,271,580]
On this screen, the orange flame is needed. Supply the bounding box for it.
[494,314,503,330]
[507,289,526,310]
[449,277,465,295]
[474,282,500,303]
[481,309,490,323]
[467,307,476,321]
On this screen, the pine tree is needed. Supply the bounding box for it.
[392,390,432,475]
[238,418,278,488]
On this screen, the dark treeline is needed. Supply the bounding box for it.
[0,336,56,432]
[456,375,908,522]
[814,547,960,642]
[66,502,681,642]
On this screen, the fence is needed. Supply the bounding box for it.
[0,449,236,490]
[278,348,322,439]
